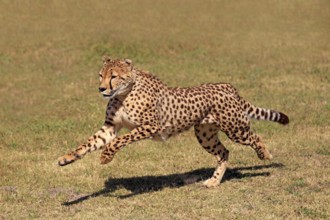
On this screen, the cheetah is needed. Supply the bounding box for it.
[58,56,289,187]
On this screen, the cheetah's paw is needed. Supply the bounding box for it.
[258,149,273,160]
[58,154,78,166]
[100,154,113,165]
[203,178,220,188]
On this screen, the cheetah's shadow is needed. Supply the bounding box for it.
[62,163,284,206]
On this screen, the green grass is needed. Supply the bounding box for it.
[1,0,329,219]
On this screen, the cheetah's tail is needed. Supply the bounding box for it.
[241,100,289,125]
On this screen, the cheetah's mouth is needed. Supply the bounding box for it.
[102,88,120,99]
[101,84,132,99]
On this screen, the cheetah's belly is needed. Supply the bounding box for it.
[151,132,170,141]
[151,121,192,142]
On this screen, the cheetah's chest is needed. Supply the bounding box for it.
[111,106,138,130]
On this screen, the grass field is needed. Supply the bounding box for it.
[1,0,329,219]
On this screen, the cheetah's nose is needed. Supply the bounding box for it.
[99,87,106,93]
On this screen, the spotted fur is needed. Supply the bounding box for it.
[58,56,289,187]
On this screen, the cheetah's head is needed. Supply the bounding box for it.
[98,56,135,99]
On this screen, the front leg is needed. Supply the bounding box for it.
[100,125,159,164]
[58,125,117,166]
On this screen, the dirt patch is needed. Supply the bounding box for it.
[0,186,17,193]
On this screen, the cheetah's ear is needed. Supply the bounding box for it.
[124,59,133,65]
[124,59,133,70]
[102,55,111,63]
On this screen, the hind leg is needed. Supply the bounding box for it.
[194,124,229,187]
[228,126,272,160]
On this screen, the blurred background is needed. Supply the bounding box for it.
[0,0,329,219]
